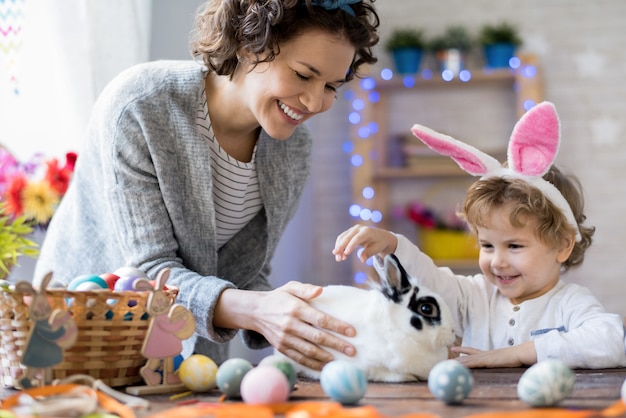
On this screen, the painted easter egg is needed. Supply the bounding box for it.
[258,354,297,389]
[99,273,120,289]
[240,365,290,404]
[113,275,151,307]
[68,275,108,291]
[178,354,218,392]
[216,357,254,397]
[517,359,575,406]
[320,360,367,405]
[428,360,473,404]
[113,266,148,280]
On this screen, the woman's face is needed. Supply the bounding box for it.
[235,28,356,140]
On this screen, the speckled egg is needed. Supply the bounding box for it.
[517,359,575,406]
[320,360,367,405]
[240,365,290,404]
[428,360,473,404]
[178,354,218,392]
[258,354,297,389]
[216,358,254,397]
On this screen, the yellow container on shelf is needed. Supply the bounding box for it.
[420,229,479,260]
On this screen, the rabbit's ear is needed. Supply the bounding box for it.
[411,125,501,176]
[154,268,170,290]
[380,254,411,303]
[39,272,53,292]
[15,281,35,295]
[508,101,560,177]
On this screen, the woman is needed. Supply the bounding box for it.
[35,0,379,370]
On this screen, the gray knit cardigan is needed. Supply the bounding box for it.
[34,60,313,362]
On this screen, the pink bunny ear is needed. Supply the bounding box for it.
[410,125,501,176]
[508,101,560,177]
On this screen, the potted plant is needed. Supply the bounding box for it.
[405,201,478,260]
[0,204,38,279]
[428,25,473,75]
[385,28,425,75]
[479,22,523,69]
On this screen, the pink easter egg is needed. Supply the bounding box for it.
[240,366,290,404]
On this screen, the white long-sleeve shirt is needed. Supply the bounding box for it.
[389,234,626,369]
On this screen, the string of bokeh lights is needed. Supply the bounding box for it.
[343,57,539,283]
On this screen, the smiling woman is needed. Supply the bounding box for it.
[34,0,380,373]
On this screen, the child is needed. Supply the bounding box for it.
[333,102,626,369]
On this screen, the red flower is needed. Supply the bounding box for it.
[44,152,77,195]
[4,175,26,217]
[64,152,78,171]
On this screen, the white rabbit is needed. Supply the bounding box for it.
[276,254,456,382]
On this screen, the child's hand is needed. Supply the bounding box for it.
[333,225,398,263]
[451,342,537,368]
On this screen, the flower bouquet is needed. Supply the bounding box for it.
[405,201,478,260]
[0,148,77,278]
[0,148,77,228]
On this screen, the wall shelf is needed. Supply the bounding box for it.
[347,53,543,281]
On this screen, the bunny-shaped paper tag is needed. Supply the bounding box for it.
[138,268,195,387]
[16,272,78,389]
[410,101,580,241]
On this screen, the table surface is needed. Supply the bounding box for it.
[2,368,626,418]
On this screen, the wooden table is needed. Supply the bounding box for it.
[2,368,625,417]
[138,368,626,418]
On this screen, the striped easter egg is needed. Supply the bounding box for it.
[320,360,367,405]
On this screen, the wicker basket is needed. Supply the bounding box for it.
[0,286,178,389]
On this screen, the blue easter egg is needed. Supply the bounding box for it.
[68,275,108,291]
[517,359,575,406]
[428,360,473,404]
[216,358,254,397]
[320,360,367,405]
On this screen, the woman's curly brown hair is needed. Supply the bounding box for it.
[189,0,379,80]
[460,165,594,272]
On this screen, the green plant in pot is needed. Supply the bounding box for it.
[386,28,425,75]
[0,203,39,280]
[428,25,473,75]
[479,22,523,69]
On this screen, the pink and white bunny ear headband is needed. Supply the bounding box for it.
[410,101,581,241]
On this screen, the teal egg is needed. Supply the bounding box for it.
[216,358,254,397]
[320,360,367,405]
[428,360,473,404]
[517,359,575,406]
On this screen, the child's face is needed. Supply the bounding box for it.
[475,206,573,305]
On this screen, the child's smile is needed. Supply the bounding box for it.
[476,206,572,305]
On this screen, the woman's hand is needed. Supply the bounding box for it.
[333,225,398,263]
[215,282,356,371]
[451,342,537,368]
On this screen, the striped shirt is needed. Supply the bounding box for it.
[196,87,262,248]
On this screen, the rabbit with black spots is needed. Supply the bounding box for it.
[276,254,456,382]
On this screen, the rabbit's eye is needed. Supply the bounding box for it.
[408,294,442,328]
[417,301,439,319]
